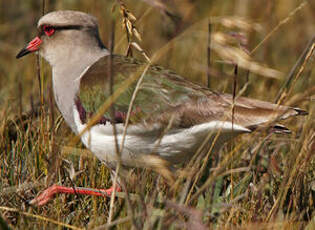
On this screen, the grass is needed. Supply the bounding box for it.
[0,0,314,229]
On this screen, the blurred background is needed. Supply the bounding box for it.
[0,0,314,229]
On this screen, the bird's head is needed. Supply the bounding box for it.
[16,10,105,67]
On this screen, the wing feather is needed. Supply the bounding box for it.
[77,55,307,133]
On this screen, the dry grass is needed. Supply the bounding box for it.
[0,0,314,229]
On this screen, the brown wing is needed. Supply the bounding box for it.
[148,92,307,132]
[78,55,307,133]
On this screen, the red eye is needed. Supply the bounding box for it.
[43,25,55,36]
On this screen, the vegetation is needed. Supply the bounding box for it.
[0,0,314,229]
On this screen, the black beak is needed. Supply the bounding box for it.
[16,47,31,59]
[16,36,42,59]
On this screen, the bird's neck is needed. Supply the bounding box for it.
[50,48,109,133]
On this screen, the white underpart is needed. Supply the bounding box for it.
[73,106,250,165]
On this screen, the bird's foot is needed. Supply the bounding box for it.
[29,184,121,206]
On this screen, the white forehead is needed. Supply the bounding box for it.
[37,10,98,28]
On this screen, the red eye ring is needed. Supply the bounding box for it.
[43,25,55,36]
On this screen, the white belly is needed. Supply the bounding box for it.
[73,106,250,166]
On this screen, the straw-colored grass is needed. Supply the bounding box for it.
[0,0,314,229]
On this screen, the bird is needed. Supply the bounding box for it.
[16,10,307,206]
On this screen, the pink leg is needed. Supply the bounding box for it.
[30,184,121,206]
